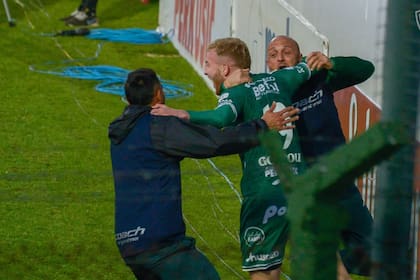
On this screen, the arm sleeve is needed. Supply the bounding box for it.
[187,90,244,128]
[151,116,268,158]
[188,105,237,128]
[327,56,375,91]
[272,62,313,97]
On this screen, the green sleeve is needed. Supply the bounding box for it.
[327,56,375,91]
[188,89,245,128]
[188,105,237,128]
[272,62,312,97]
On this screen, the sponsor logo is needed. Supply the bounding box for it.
[246,251,280,263]
[293,89,323,112]
[295,65,306,74]
[116,226,146,246]
[263,205,287,224]
[258,154,302,167]
[290,167,299,175]
[216,98,233,108]
[286,152,302,163]
[258,155,301,183]
[217,93,233,107]
[245,77,280,100]
[258,156,273,167]
[264,166,278,178]
[272,179,280,186]
[244,227,265,247]
[219,93,229,101]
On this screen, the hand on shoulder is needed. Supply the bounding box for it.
[151,104,190,120]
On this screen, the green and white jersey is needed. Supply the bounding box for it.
[189,62,312,197]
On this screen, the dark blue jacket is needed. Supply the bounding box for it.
[292,57,374,197]
[293,56,374,165]
[108,105,267,257]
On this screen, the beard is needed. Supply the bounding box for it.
[213,80,222,95]
[212,71,224,95]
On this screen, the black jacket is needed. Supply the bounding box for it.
[108,105,267,257]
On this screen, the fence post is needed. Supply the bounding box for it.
[371,1,420,279]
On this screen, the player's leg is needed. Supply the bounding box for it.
[338,184,373,276]
[240,190,289,280]
[124,236,220,280]
[249,267,281,280]
[337,253,352,280]
[155,238,220,280]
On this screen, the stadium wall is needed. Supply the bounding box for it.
[157,0,390,208]
[158,0,419,278]
[158,0,383,102]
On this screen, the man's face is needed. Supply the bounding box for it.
[266,37,301,71]
[204,49,226,95]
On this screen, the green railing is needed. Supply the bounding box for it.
[260,1,419,278]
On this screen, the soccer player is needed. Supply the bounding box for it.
[152,37,326,280]
[266,35,374,278]
[108,67,298,280]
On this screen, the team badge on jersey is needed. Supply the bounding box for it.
[244,226,265,247]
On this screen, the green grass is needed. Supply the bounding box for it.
[0,1,369,279]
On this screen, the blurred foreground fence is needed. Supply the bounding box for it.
[158,0,420,278]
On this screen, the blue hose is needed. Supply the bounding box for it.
[86,28,165,44]
[30,64,192,99]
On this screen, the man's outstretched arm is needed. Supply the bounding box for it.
[324,56,375,91]
[151,103,299,129]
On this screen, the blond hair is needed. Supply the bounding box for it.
[207,38,251,69]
